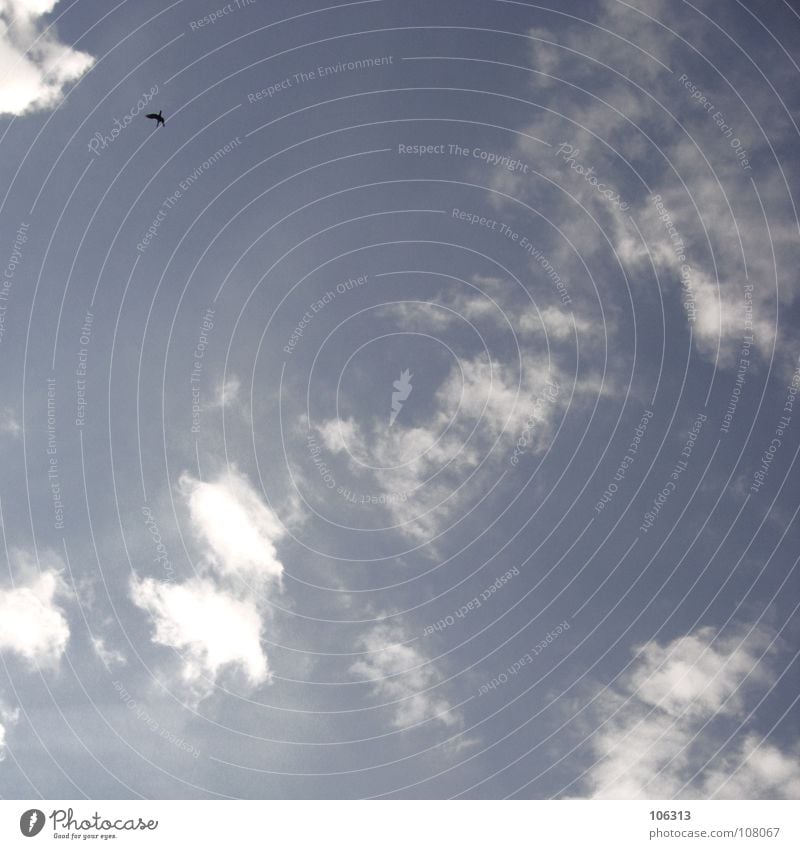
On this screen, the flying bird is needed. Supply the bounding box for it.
[146,110,165,127]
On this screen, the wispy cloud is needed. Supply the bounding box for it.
[0,407,21,437]
[209,375,241,410]
[481,1,798,367]
[311,348,564,542]
[351,623,461,730]
[577,624,798,799]
[91,635,126,670]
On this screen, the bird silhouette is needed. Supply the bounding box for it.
[146,110,165,127]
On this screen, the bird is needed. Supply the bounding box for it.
[146,110,165,127]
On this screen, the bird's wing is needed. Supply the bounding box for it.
[146,113,160,119]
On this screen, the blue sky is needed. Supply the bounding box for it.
[0,0,799,799]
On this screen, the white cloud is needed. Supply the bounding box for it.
[209,375,241,409]
[579,625,797,799]
[0,701,19,761]
[315,416,364,457]
[178,469,285,590]
[628,625,771,720]
[310,349,564,542]
[380,286,603,350]
[437,354,551,436]
[689,270,774,366]
[350,623,460,730]
[130,577,269,702]
[0,0,95,116]
[132,469,285,702]
[479,2,798,369]
[700,735,800,799]
[91,635,126,670]
[0,562,70,668]
[527,27,563,80]
[518,305,597,342]
[0,552,69,760]
[0,407,21,437]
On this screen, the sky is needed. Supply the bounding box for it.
[0,0,799,800]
